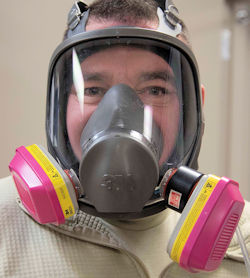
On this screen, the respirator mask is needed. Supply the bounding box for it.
[42,1,204,218]
[8,0,246,274]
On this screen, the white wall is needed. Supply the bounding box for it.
[175,0,229,175]
[175,0,250,200]
[0,0,73,175]
[0,0,249,200]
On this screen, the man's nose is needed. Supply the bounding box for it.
[111,73,135,90]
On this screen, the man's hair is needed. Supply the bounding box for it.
[64,0,191,45]
[89,0,158,25]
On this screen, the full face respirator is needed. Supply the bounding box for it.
[8,0,247,274]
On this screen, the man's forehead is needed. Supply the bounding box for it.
[86,18,159,32]
[82,44,164,58]
[81,45,173,75]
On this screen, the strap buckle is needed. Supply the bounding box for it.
[68,1,88,30]
[165,3,181,27]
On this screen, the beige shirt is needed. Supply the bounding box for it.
[0,175,249,278]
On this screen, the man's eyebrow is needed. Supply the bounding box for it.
[139,71,175,83]
[83,72,109,82]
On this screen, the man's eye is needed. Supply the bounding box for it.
[138,87,169,96]
[84,87,106,96]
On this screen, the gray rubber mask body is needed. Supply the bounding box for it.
[79,84,164,213]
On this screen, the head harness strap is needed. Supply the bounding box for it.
[66,1,89,39]
[66,0,182,39]
[155,0,181,28]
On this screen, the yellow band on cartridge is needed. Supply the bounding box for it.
[26,144,75,218]
[171,175,220,262]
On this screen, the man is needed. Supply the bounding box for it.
[1,0,250,277]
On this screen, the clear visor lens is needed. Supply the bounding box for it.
[48,38,199,175]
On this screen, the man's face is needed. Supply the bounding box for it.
[66,21,180,165]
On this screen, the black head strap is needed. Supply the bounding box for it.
[155,0,166,10]
[66,0,182,39]
[155,0,181,28]
[68,2,88,30]
[66,1,89,39]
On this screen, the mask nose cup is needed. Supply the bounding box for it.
[79,84,163,213]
